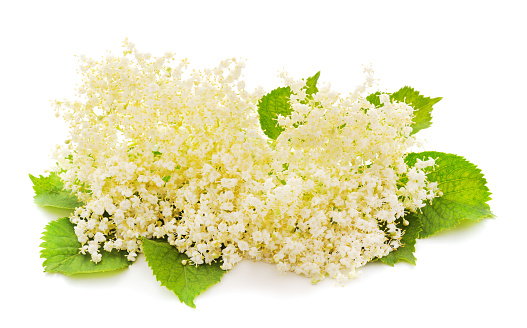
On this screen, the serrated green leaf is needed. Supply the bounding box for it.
[380,213,422,266]
[405,151,494,238]
[29,172,84,210]
[392,87,441,134]
[305,71,320,95]
[40,217,131,275]
[258,86,292,139]
[366,91,383,107]
[142,238,226,308]
[366,87,442,134]
[258,72,320,140]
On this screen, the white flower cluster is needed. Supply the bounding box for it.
[52,40,440,282]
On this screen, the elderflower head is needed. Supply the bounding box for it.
[53,41,440,283]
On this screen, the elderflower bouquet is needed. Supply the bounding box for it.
[31,40,493,307]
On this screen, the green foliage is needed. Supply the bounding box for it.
[40,217,131,275]
[378,151,493,265]
[405,151,494,238]
[380,213,422,266]
[142,238,226,308]
[366,87,442,134]
[393,87,441,134]
[258,86,293,139]
[365,91,384,107]
[304,71,320,96]
[29,172,84,210]
[258,72,320,139]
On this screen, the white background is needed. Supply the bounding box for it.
[1,1,526,327]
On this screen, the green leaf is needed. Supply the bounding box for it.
[142,238,226,308]
[40,217,131,275]
[366,91,383,107]
[405,151,494,238]
[379,213,422,266]
[366,87,442,134]
[305,71,320,95]
[258,86,292,139]
[258,72,320,140]
[392,87,441,134]
[29,172,84,210]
